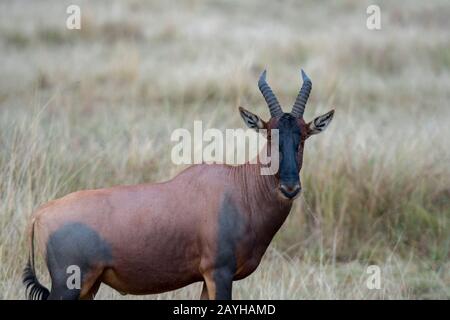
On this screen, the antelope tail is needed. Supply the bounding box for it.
[23,221,49,300]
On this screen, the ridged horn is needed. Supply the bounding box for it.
[258,70,283,118]
[291,69,312,118]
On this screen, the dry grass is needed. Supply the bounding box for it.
[0,0,449,299]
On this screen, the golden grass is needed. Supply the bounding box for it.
[0,0,449,299]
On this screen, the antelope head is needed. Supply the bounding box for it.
[239,70,334,200]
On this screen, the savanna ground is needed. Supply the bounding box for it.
[0,0,449,299]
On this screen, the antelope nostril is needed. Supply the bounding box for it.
[279,184,301,198]
[280,184,300,192]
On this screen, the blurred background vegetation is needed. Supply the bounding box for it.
[0,0,449,299]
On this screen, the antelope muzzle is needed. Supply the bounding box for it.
[279,180,301,199]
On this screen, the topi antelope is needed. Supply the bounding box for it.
[23,69,334,300]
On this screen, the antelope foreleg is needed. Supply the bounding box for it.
[200,281,209,300]
[202,268,233,300]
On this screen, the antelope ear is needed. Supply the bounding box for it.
[307,109,334,135]
[239,107,266,131]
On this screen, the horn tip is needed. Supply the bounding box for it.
[258,69,267,86]
[260,69,267,78]
[301,69,310,81]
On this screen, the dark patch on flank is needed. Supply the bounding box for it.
[214,194,244,299]
[45,222,112,300]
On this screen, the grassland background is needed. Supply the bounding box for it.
[0,0,449,299]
